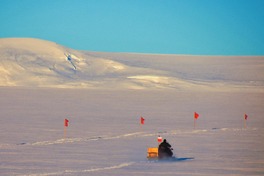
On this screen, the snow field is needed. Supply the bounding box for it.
[0,88,263,175]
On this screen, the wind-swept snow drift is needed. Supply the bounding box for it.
[0,38,263,91]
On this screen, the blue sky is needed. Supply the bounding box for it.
[1,0,264,55]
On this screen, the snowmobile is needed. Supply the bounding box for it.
[147,147,194,162]
[147,147,175,161]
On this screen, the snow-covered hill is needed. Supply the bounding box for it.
[0,38,263,91]
[0,38,264,176]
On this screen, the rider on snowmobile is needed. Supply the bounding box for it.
[158,139,173,159]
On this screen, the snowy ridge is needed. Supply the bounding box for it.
[0,38,264,91]
[2,127,256,148]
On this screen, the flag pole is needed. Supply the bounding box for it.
[194,118,196,129]
[194,112,199,129]
[64,125,67,139]
[140,116,145,130]
[64,119,69,139]
[244,114,247,129]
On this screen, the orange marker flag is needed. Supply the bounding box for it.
[244,114,248,120]
[64,119,69,127]
[194,112,199,129]
[140,117,145,125]
[194,112,199,119]
[64,119,69,139]
[244,114,248,128]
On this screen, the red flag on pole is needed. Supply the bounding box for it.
[194,112,199,119]
[140,117,145,125]
[64,119,69,127]
[244,114,248,120]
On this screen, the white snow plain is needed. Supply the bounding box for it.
[0,38,264,175]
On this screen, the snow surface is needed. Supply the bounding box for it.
[0,38,264,175]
